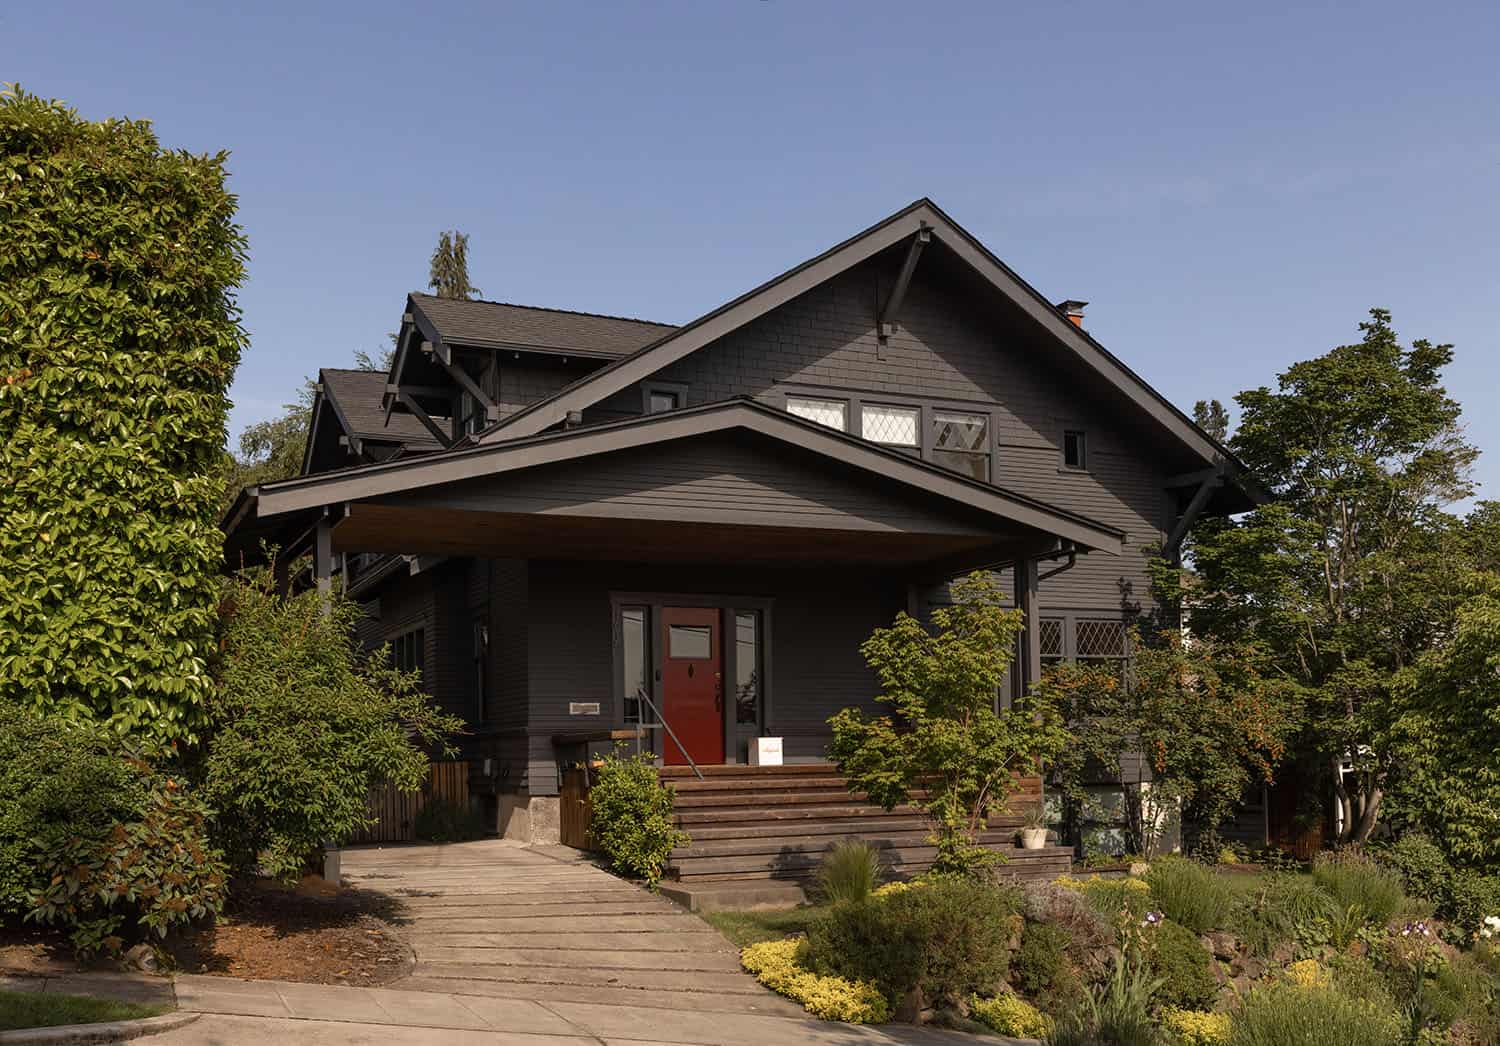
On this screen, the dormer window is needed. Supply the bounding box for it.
[648,391,678,414]
[861,404,919,450]
[643,380,689,415]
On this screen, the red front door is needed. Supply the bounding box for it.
[660,607,724,766]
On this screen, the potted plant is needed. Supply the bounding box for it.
[1019,807,1049,850]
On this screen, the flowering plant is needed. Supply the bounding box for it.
[1479,915,1499,940]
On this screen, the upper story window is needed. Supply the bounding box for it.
[861,404,919,450]
[648,391,679,413]
[459,390,486,436]
[1063,430,1087,470]
[786,396,847,432]
[932,410,990,481]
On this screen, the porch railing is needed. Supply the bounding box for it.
[633,686,705,781]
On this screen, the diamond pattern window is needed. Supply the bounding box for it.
[932,410,990,481]
[1039,618,1064,666]
[786,396,847,432]
[861,404,919,447]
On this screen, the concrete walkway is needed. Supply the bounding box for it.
[340,839,805,1016]
[169,976,985,1044]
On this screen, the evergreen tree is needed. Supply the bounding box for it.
[428,229,480,300]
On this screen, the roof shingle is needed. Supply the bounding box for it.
[321,369,441,445]
[411,293,676,358]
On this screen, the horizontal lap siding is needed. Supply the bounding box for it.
[523,561,901,793]
[411,435,990,536]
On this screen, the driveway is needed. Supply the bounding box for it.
[167,839,990,1045]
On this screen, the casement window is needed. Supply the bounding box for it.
[786,395,848,431]
[860,404,919,451]
[459,390,486,436]
[1040,615,1130,680]
[932,410,990,481]
[1063,430,1087,470]
[389,628,425,680]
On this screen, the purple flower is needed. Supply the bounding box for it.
[1141,910,1164,927]
[1400,920,1430,938]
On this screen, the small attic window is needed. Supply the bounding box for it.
[1063,430,1087,470]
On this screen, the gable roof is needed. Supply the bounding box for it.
[320,369,444,444]
[246,398,1124,556]
[409,292,676,358]
[472,198,1262,502]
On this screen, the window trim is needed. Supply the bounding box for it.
[642,380,689,415]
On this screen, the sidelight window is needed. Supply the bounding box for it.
[735,611,761,726]
[620,606,650,725]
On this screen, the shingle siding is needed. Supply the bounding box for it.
[585,256,1171,614]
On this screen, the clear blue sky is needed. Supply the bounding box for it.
[7,2,1498,500]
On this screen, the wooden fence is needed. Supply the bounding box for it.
[559,767,593,850]
[348,760,470,845]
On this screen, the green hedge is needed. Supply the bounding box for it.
[0,87,247,740]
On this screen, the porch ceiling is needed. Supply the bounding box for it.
[330,501,1020,570]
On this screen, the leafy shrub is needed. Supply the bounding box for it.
[1230,874,1338,957]
[830,572,1071,874]
[1022,881,1114,959]
[0,87,248,741]
[740,938,889,1023]
[1370,834,1453,911]
[201,569,465,880]
[971,993,1052,1038]
[1447,871,1500,935]
[1324,954,1397,1013]
[803,876,1019,1006]
[0,705,226,954]
[1148,919,1219,1010]
[1015,922,1073,996]
[589,747,686,885]
[1161,1008,1233,1046]
[413,799,485,843]
[1147,856,1234,933]
[1226,982,1402,1046]
[1311,851,1405,927]
[812,840,880,905]
[1048,952,1161,1046]
[1058,875,1154,919]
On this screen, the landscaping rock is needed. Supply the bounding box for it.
[1270,941,1296,964]
[1129,861,1151,877]
[1201,931,1239,960]
[122,944,159,974]
[1230,956,1266,980]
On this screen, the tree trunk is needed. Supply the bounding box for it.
[1352,782,1382,844]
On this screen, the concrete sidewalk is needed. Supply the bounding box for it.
[169,974,985,1045]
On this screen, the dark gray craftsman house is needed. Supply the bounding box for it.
[222,199,1263,874]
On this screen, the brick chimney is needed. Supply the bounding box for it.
[1056,300,1087,328]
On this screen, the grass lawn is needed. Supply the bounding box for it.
[0,990,168,1031]
[701,905,829,947]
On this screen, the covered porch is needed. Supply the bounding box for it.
[222,400,1122,845]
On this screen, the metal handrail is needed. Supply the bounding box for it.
[632,687,705,781]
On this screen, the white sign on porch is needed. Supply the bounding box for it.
[749,736,783,766]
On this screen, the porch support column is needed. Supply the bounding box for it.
[1013,555,1041,701]
[314,512,333,616]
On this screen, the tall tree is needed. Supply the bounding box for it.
[1193,398,1230,441]
[428,230,480,300]
[1187,309,1477,844]
[0,88,247,740]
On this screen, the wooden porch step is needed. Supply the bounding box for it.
[671,828,1020,860]
[679,817,933,841]
[659,764,835,779]
[671,803,925,826]
[670,843,1072,881]
[667,775,852,793]
[672,789,934,810]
